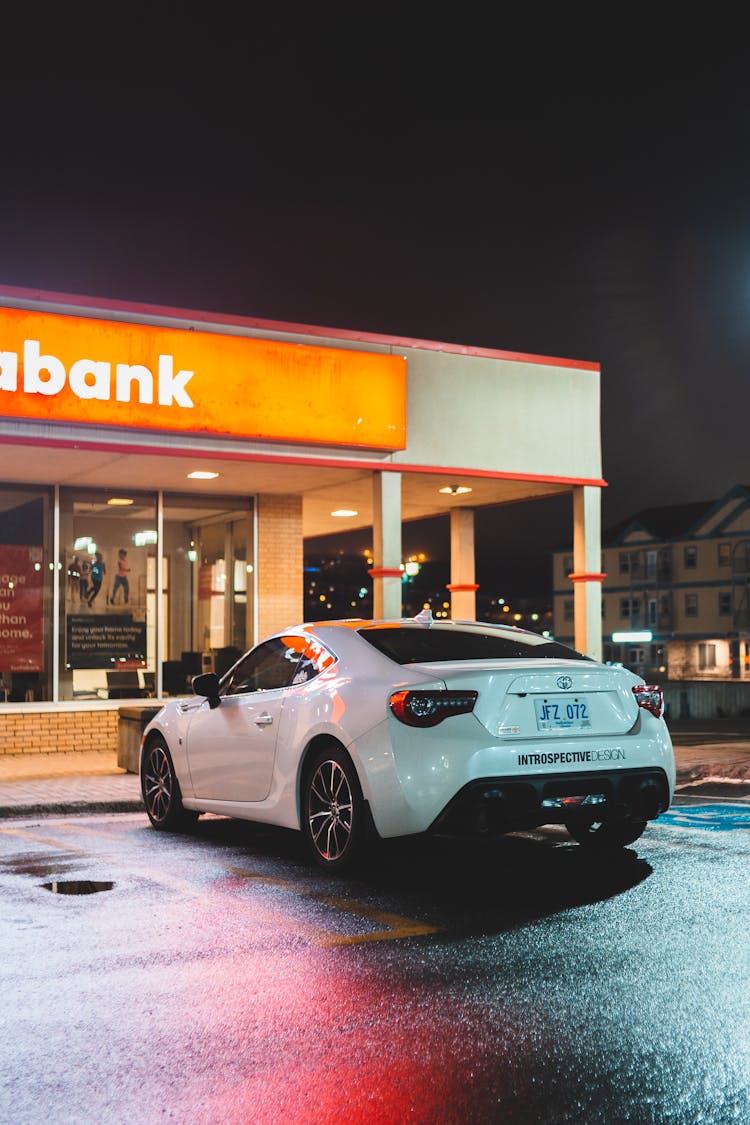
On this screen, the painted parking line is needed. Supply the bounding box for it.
[0,825,89,852]
[657,805,750,832]
[231,867,441,946]
[314,897,441,946]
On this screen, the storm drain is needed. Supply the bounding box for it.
[41,881,114,895]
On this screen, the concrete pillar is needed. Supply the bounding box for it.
[368,471,403,619]
[571,485,604,660]
[256,494,303,640]
[447,508,479,620]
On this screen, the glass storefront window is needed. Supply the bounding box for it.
[0,485,255,704]
[0,485,53,701]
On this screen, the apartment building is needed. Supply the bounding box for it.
[553,485,750,680]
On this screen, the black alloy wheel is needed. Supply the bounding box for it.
[303,744,365,872]
[565,813,647,849]
[141,736,197,831]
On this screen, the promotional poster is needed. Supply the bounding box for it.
[65,544,147,669]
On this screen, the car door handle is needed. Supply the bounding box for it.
[255,712,274,726]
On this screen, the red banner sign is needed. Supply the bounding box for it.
[0,545,44,672]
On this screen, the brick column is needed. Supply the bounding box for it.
[256,494,303,640]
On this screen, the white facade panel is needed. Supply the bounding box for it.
[393,348,601,481]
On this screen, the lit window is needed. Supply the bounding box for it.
[718,543,731,567]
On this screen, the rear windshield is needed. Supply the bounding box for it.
[357,624,591,664]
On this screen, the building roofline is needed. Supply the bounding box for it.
[0,283,601,373]
[698,485,750,536]
[604,500,720,546]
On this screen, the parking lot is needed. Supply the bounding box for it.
[2,803,749,1123]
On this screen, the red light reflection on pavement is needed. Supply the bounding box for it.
[182,958,511,1123]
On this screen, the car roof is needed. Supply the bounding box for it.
[297,617,540,640]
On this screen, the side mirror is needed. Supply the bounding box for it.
[192,672,221,709]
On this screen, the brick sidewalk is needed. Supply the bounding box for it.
[0,751,142,816]
[0,751,125,782]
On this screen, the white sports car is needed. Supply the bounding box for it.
[140,614,675,871]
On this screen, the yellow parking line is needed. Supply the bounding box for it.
[0,821,132,845]
[229,867,440,946]
[0,826,86,852]
[312,897,440,946]
[230,869,295,887]
[50,823,124,840]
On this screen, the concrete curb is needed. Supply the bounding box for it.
[0,799,145,819]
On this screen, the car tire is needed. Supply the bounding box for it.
[565,813,648,849]
[302,743,366,872]
[141,736,198,832]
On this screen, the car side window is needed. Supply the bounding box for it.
[222,637,307,695]
[290,638,337,685]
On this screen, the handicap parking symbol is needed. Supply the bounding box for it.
[658,804,750,832]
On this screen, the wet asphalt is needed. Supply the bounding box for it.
[0,803,748,1124]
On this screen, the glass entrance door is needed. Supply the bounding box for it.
[162,496,254,693]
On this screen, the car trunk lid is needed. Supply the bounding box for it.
[403,659,638,738]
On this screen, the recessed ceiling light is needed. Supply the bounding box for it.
[331,509,358,517]
[106,497,134,506]
[187,470,220,480]
[438,485,473,495]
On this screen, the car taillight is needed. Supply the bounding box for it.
[632,684,664,719]
[388,689,478,727]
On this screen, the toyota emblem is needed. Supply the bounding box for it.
[556,675,573,690]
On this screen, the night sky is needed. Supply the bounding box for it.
[2,19,749,594]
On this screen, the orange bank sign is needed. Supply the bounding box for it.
[0,307,407,450]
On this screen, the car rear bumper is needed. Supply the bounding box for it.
[430,766,672,836]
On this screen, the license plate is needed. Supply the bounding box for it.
[534,696,591,731]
